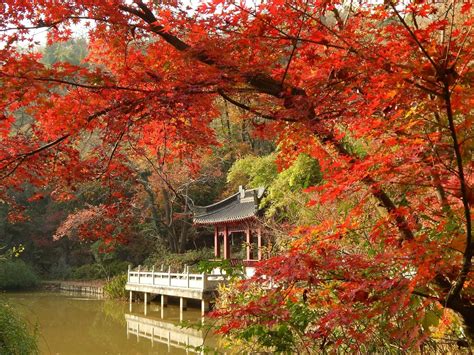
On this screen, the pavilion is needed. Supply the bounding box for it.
[125,186,266,316]
[193,186,265,266]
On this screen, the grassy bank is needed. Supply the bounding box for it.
[0,298,38,354]
[0,260,39,291]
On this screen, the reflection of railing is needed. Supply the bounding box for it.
[127,266,225,291]
[125,314,209,353]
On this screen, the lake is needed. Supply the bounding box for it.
[5,291,220,354]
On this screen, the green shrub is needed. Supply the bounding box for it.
[0,300,38,354]
[0,260,39,290]
[71,263,102,280]
[103,273,127,300]
[71,261,130,280]
[49,258,72,280]
[145,248,214,271]
[105,260,130,278]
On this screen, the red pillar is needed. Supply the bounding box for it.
[223,225,230,259]
[257,227,262,260]
[214,225,220,258]
[245,227,251,260]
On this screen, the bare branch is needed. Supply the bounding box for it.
[389,3,438,72]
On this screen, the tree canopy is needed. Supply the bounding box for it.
[0,0,473,351]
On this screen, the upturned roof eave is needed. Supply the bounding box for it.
[192,191,240,211]
[192,187,264,211]
[193,215,258,226]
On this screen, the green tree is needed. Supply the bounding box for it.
[227,153,322,223]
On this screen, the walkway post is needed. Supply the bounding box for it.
[161,294,168,307]
[144,292,148,315]
[186,265,190,288]
[168,266,171,286]
[129,290,133,312]
[127,264,131,283]
[201,300,210,316]
[180,297,187,321]
[160,294,167,318]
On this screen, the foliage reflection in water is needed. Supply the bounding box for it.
[7,292,219,355]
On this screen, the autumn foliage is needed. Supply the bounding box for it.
[0,0,473,351]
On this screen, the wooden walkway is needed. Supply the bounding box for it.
[125,266,226,318]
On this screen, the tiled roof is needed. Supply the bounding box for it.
[193,187,264,225]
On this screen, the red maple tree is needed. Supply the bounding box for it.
[0,0,472,349]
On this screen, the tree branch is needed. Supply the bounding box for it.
[443,83,472,305]
[389,3,438,71]
[118,1,416,244]
[218,89,296,123]
[0,101,138,180]
[0,73,154,93]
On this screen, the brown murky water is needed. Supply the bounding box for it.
[6,292,220,355]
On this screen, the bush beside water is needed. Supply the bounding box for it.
[71,260,130,280]
[0,300,38,354]
[0,260,39,290]
[103,273,128,300]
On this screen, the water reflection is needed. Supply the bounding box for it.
[6,291,219,355]
[127,298,218,354]
[126,314,209,353]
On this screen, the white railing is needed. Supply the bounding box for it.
[127,265,225,291]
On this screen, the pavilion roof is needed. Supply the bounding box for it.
[193,187,265,225]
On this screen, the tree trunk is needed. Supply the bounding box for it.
[178,220,189,253]
[447,298,474,340]
[137,172,162,239]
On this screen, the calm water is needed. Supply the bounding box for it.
[5,292,220,355]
